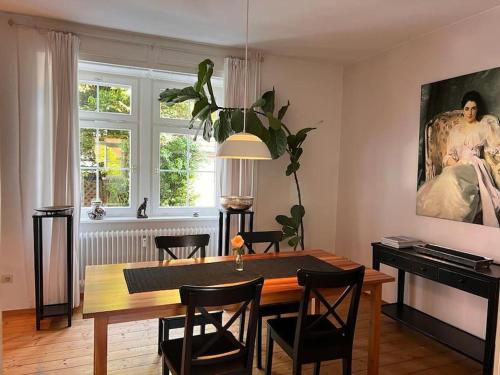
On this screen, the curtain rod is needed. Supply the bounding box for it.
[8,18,77,35]
[7,17,240,57]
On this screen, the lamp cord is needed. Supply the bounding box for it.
[243,0,249,133]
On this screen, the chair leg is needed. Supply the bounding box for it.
[313,362,321,375]
[342,356,352,375]
[158,319,163,355]
[200,323,206,335]
[239,310,246,342]
[265,329,274,375]
[293,362,302,375]
[256,315,263,369]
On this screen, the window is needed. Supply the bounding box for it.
[78,62,223,218]
[158,133,216,208]
[79,82,132,115]
[80,128,131,208]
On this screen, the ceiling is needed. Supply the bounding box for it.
[1,0,500,64]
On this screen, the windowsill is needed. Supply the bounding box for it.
[80,215,218,224]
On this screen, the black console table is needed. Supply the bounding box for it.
[372,242,500,375]
[218,209,254,256]
[33,208,74,329]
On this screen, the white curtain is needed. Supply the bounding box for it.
[0,27,80,308]
[218,52,262,199]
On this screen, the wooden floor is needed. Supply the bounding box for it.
[3,295,481,374]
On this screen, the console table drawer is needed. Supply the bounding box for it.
[438,269,489,298]
[410,261,438,280]
[379,250,410,271]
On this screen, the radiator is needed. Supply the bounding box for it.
[78,226,218,282]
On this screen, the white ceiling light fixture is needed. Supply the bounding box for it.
[216,0,272,160]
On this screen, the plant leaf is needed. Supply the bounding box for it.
[159,86,199,104]
[261,89,275,114]
[278,100,290,120]
[231,109,244,133]
[214,111,233,143]
[291,204,305,220]
[266,113,282,130]
[252,98,266,108]
[288,236,300,249]
[295,127,316,147]
[286,162,300,176]
[246,110,270,143]
[287,134,298,149]
[194,59,214,93]
[266,127,287,159]
[291,147,303,163]
[275,215,298,229]
[191,97,209,118]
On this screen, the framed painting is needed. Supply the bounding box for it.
[417,67,500,227]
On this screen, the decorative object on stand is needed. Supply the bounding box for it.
[158,0,321,250]
[136,197,148,218]
[220,195,253,211]
[32,206,74,330]
[87,199,106,220]
[231,234,245,271]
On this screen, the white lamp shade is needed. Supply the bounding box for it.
[216,132,272,160]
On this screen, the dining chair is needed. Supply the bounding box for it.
[154,234,223,355]
[238,230,301,369]
[160,277,264,375]
[239,230,282,254]
[265,266,365,375]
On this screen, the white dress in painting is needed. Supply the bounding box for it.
[416,115,500,227]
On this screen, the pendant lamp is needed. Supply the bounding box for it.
[216,0,272,160]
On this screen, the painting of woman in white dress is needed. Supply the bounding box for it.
[417,87,500,227]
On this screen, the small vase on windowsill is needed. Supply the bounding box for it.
[231,235,245,271]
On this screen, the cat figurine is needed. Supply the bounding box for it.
[137,197,148,218]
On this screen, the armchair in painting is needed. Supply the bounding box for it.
[417,109,500,226]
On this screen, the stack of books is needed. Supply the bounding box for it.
[381,236,423,248]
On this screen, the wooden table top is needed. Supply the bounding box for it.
[82,249,394,320]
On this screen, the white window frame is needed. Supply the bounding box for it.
[79,71,139,217]
[78,71,139,122]
[78,62,224,219]
[151,127,217,217]
[150,77,223,217]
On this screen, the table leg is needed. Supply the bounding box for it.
[94,316,108,375]
[367,284,382,375]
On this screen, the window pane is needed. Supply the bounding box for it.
[79,83,97,111]
[100,169,130,207]
[98,129,130,169]
[160,100,193,120]
[81,170,97,207]
[80,128,97,167]
[159,133,187,170]
[160,171,187,207]
[189,171,215,207]
[190,137,216,172]
[99,84,131,114]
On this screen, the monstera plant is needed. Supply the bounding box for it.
[159,59,316,250]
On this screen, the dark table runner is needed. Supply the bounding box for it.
[123,255,341,294]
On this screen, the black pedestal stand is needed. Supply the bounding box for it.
[33,207,73,330]
[218,209,254,256]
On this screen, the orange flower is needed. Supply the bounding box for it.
[231,235,244,249]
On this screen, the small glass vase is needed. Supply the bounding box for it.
[235,252,244,271]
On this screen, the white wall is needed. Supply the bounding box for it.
[255,55,343,250]
[337,3,500,361]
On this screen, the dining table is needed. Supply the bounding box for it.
[83,249,394,375]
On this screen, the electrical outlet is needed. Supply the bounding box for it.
[1,274,13,283]
[142,236,147,248]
